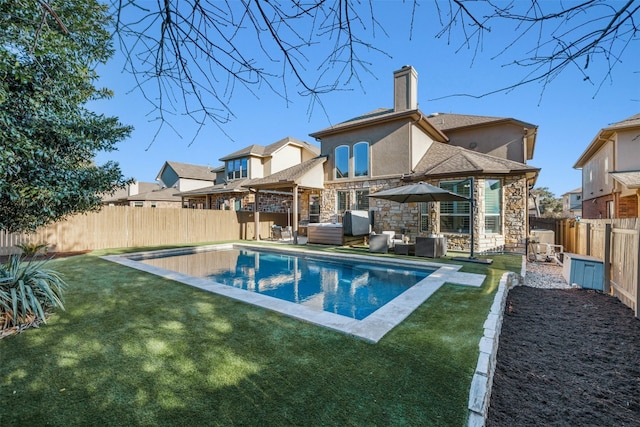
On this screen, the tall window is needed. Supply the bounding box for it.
[226,158,248,180]
[337,190,350,213]
[355,189,369,210]
[335,145,349,179]
[485,179,501,234]
[439,180,471,233]
[354,142,369,177]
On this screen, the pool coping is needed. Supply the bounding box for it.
[102,243,486,343]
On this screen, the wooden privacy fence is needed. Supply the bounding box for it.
[558,218,640,317]
[0,207,290,255]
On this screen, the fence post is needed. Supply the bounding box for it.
[604,223,611,295]
[586,223,591,255]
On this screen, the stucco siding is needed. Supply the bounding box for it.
[320,120,412,180]
[445,124,526,163]
[411,125,434,171]
[178,178,215,192]
[270,145,302,173]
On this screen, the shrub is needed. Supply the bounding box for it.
[0,255,67,333]
[15,242,49,257]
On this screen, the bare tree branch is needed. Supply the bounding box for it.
[100,0,638,142]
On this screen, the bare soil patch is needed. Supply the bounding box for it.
[487,286,640,426]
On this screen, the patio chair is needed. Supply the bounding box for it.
[382,231,404,248]
[271,225,283,240]
[369,233,390,253]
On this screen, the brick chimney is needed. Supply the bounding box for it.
[393,65,418,112]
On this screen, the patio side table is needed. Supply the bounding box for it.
[394,242,415,256]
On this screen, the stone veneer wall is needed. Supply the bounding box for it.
[320,174,529,253]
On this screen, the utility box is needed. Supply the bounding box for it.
[530,229,555,244]
[562,253,604,291]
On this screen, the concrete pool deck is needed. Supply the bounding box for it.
[102,243,486,343]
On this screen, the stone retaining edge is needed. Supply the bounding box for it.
[467,264,523,427]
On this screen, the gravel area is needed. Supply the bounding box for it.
[523,260,570,289]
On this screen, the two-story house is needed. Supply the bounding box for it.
[102,181,159,206]
[179,136,320,211]
[305,66,539,252]
[562,187,582,218]
[574,113,640,219]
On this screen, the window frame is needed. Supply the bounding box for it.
[439,180,471,233]
[484,179,502,234]
[226,157,248,180]
[353,141,369,177]
[355,189,369,210]
[335,145,349,179]
[337,190,350,214]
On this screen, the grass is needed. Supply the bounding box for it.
[0,242,521,426]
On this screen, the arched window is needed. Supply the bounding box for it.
[354,142,369,177]
[335,145,349,179]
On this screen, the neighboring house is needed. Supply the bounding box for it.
[562,187,582,218]
[305,65,539,252]
[126,187,184,208]
[178,136,320,212]
[102,181,159,206]
[156,161,217,208]
[574,113,640,219]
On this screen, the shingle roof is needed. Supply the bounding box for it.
[102,182,159,203]
[604,113,640,131]
[218,136,319,161]
[177,179,251,196]
[127,187,182,202]
[309,108,448,142]
[164,161,216,181]
[610,171,640,189]
[244,156,327,189]
[411,142,539,178]
[426,112,536,131]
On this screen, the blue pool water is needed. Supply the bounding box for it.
[138,247,434,320]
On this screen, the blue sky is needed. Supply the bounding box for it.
[92,2,639,198]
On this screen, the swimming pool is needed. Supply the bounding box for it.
[134,246,434,320]
[104,244,485,342]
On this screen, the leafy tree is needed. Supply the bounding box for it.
[530,187,563,218]
[0,0,132,233]
[107,0,639,139]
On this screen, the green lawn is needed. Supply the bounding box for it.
[0,244,521,426]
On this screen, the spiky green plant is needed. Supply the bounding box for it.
[0,255,67,330]
[15,242,49,257]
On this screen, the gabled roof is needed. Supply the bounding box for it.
[574,113,640,168]
[127,187,182,202]
[102,182,159,203]
[177,179,251,196]
[562,187,582,196]
[411,142,539,179]
[157,161,216,182]
[219,136,319,161]
[606,113,640,131]
[426,112,536,132]
[244,156,327,189]
[309,108,449,142]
